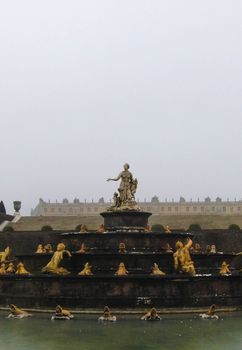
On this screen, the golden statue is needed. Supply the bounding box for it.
[76,243,87,253]
[42,243,71,275]
[219,261,231,275]
[0,263,6,274]
[44,244,53,253]
[0,246,11,262]
[118,242,127,253]
[80,224,88,233]
[97,224,105,233]
[35,244,45,254]
[199,304,219,319]
[144,225,151,233]
[165,226,172,233]
[173,238,196,276]
[115,262,128,276]
[78,262,93,275]
[6,262,15,273]
[7,304,32,319]
[210,244,217,254]
[51,305,74,320]
[16,262,31,275]
[98,306,117,322]
[141,308,161,321]
[107,164,139,209]
[151,263,166,276]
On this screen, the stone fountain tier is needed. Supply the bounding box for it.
[0,274,242,309]
[15,252,238,276]
[60,231,193,251]
[100,210,152,232]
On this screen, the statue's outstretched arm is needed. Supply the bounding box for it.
[107,173,122,182]
[185,238,193,249]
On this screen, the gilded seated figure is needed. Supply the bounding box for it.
[165,226,172,234]
[98,306,117,322]
[42,243,71,275]
[6,262,15,273]
[35,244,45,254]
[51,305,74,320]
[141,308,161,321]
[219,261,231,276]
[173,238,196,276]
[151,263,166,276]
[115,262,128,276]
[7,304,32,319]
[0,246,11,262]
[78,262,93,275]
[97,224,105,233]
[118,242,127,253]
[16,262,31,275]
[0,263,6,274]
[80,225,88,233]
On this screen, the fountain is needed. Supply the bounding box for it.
[0,164,242,310]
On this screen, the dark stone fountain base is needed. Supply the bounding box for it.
[100,211,152,232]
[0,274,242,309]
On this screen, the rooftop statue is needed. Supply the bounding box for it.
[107,163,139,211]
[42,243,71,275]
[173,238,196,276]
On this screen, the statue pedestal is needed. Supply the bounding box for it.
[100,210,152,232]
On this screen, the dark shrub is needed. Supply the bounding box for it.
[151,224,164,232]
[2,226,14,232]
[41,225,53,232]
[228,224,240,231]
[75,224,82,231]
[188,224,202,232]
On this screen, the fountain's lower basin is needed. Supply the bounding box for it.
[0,274,242,309]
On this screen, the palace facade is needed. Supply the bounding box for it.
[31,197,242,217]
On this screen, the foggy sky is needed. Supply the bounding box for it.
[1,1,242,215]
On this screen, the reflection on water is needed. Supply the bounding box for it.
[0,313,241,350]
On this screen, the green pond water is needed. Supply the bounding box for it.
[0,313,241,350]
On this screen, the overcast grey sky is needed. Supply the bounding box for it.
[1,1,242,214]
